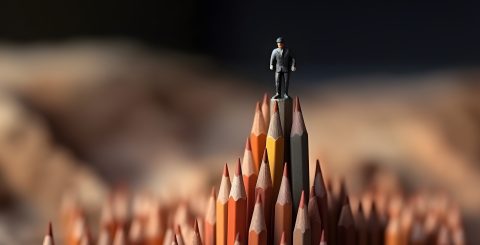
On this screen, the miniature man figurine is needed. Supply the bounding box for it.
[270,37,296,99]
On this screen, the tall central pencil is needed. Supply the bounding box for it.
[249,102,267,173]
[227,162,247,245]
[266,101,284,197]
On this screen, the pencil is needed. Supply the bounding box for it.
[129,217,144,245]
[290,96,309,217]
[436,225,452,245]
[400,207,413,245]
[250,102,267,173]
[409,220,426,245]
[266,101,284,197]
[261,93,270,127]
[98,226,112,245]
[368,202,382,245]
[337,197,355,245]
[193,220,203,245]
[234,233,242,245]
[320,229,327,245]
[205,187,216,245]
[274,163,292,245]
[255,150,273,243]
[216,164,231,245]
[293,191,311,245]
[248,194,267,245]
[227,162,247,245]
[385,213,401,245]
[279,232,287,245]
[113,227,126,245]
[313,160,329,243]
[355,203,367,245]
[43,222,54,245]
[171,236,178,245]
[242,140,257,223]
[308,186,322,245]
[146,201,164,245]
[162,228,174,245]
[175,225,185,245]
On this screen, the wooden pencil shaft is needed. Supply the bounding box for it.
[274,203,292,245]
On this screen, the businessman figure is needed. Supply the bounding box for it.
[270,37,296,99]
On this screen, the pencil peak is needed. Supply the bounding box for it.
[310,185,315,198]
[175,225,182,235]
[262,149,269,164]
[235,160,242,176]
[255,193,262,204]
[273,101,279,112]
[245,138,251,151]
[295,96,302,112]
[48,221,53,237]
[280,232,286,243]
[211,186,216,199]
[194,219,199,233]
[321,229,326,241]
[299,191,305,209]
[255,102,261,112]
[283,162,288,177]
[263,93,268,103]
[223,164,229,177]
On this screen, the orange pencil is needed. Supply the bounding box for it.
[205,187,216,245]
[129,217,145,245]
[255,150,273,242]
[98,226,112,245]
[162,228,174,245]
[261,93,270,126]
[192,220,203,245]
[175,225,185,245]
[248,194,267,245]
[274,163,292,245]
[249,102,267,173]
[171,236,178,245]
[227,162,247,245]
[43,222,54,245]
[242,140,257,223]
[216,164,231,245]
[145,201,164,245]
[113,227,126,245]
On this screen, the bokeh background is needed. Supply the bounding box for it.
[0,1,479,244]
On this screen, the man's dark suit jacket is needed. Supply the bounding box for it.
[270,48,296,73]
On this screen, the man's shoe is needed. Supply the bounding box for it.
[283,94,291,99]
[272,93,281,99]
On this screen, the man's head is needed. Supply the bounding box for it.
[276,37,285,48]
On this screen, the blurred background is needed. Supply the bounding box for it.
[0,1,479,244]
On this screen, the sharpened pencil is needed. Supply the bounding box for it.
[129,217,144,245]
[98,226,112,245]
[337,197,355,245]
[234,233,242,245]
[227,162,247,245]
[216,164,231,245]
[242,140,257,223]
[113,227,126,245]
[313,160,329,241]
[308,186,322,245]
[163,228,174,245]
[355,203,368,245]
[266,101,284,198]
[146,200,164,245]
[290,96,309,218]
[261,93,270,127]
[255,150,274,243]
[175,225,185,245]
[279,232,287,245]
[320,229,327,245]
[274,163,292,245]
[171,236,178,245]
[193,220,203,245]
[205,187,216,245]
[293,191,311,245]
[250,102,267,173]
[248,194,267,245]
[43,222,55,245]
[368,202,382,245]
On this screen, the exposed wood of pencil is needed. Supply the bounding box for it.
[293,191,311,245]
[255,151,273,243]
[409,220,426,245]
[308,186,322,245]
[43,222,54,245]
[113,227,126,245]
[171,236,178,245]
[320,229,327,245]
[242,140,257,224]
[266,101,284,197]
[227,162,247,245]
[98,226,112,245]
[399,208,413,245]
[175,226,185,245]
[248,194,267,245]
[337,197,355,245]
[234,233,242,245]
[205,187,216,245]
[385,212,401,245]
[279,232,287,245]
[355,203,368,245]
[290,96,310,218]
[162,228,174,245]
[216,164,231,245]
[129,217,145,245]
[146,201,164,245]
[250,102,267,173]
[192,220,203,245]
[313,160,329,243]
[261,93,270,127]
[274,163,292,245]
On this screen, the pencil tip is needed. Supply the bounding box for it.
[256,101,261,111]
[310,185,315,198]
[263,93,268,102]
[194,219,199,232]
[273,101,279,112]
[236,160,242,176]
[175,225,182,235]
[262,149,269,164]
[283,162,288,177]
[295,96,301,112]
[280,232,286,243]
[299,191,305,208]
[48,221,53,237]
[321,229,326,241]
[256,193,262,204]
[223,164,229,177]
[245,138,251,150]
[211,186,216,197]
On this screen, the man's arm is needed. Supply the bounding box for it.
[291,55,296,71]
[270,50,276,70]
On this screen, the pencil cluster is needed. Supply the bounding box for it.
[43,94,466,245]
